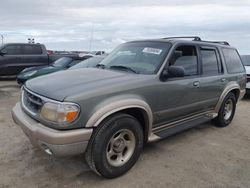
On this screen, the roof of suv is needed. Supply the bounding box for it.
[128,36,235,49]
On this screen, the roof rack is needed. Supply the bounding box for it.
[200,40,230,46]
[162,36,201,41]
[162,36,230,46]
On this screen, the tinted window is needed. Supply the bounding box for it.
[70,56,104,69]
[223,48,245,73]
[52,57,73,67]
[2,45,22,55]
[169,45,198,76]
[201,48,220,75]
[22,45,42,54]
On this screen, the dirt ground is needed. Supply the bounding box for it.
[0,80,249,188]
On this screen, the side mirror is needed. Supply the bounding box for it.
[0,51,6,56]
[168,66,185,77]
[160,66,185,81]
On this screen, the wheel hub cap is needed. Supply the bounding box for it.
[106,129,136,167]
[113,138,126,153]
[223,99,233,121]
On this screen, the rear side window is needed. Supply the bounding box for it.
[22,45,42,55]
[201,48,221,75]
[2,45,22,55]
[222,48,245,73]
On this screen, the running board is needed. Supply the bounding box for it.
[152,114,213,140]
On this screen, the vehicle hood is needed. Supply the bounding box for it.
[25,68,145,101]
[245,66,250,74]
[21,65,48,73]
[35,66,63,74]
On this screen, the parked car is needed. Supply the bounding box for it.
[241,55,250,95]
[16,56,89,84]
[69,55,107,70]
[79,51,106,58]
[0,43,79,76]
[0,43,49,76]
[12,37,246,178]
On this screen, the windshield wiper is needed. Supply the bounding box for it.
[109,65,138,74]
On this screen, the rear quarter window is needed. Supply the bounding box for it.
[222,48,245,74]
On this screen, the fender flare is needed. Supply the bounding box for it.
[85,98,153,138]
[214,82,240,113]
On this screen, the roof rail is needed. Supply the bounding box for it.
[163,36,201,41]
[163,36,230,46]
[200,40,230,46]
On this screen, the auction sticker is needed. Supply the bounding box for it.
[142,47,162,55]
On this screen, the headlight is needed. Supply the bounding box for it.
[24,70,37,77]
[41,102,80,124]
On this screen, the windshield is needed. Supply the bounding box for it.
[100,41,172,74]
[70,56,105,69]
[241,55,250,66]
[52,57,73,67]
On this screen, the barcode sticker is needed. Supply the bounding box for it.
[142,47,162,55]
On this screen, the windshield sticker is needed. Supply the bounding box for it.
[142,47,162,55]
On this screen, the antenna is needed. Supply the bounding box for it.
[0,34,3,44]
[89,23,94,51]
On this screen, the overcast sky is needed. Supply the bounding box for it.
[0,0,250,54]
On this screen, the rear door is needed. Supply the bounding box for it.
[0,44,23,75]
[197,46,226,109]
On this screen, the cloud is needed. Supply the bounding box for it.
[0,1,250,54]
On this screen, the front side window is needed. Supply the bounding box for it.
[169,45,198,76]
[2,45,22,55]
[222,48,245,73]
[201,48,221,75]
[100,41,172,74]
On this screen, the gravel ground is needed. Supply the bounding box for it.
[0,80,249,188]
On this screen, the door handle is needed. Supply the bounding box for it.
[193,81,200,88]
[221,78,227,82]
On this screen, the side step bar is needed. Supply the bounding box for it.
[152,114,213,140]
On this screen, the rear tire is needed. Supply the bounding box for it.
[214,92,236,127]
[85,113,143,178]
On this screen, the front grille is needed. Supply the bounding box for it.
[22,88,43,114]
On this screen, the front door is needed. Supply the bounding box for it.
[153,44,204,126]
[0,44,23,75]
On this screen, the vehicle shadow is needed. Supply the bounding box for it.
[242,94,250,101]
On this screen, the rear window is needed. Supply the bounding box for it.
[22,45,42,55]
[222,48,245,74]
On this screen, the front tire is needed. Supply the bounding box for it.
[85,113,144,178]
[214,92,236,127]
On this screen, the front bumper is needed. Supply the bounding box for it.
[12,102,93,156]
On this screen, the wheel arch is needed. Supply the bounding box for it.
[215,82,241,113]
[85,99,153,142]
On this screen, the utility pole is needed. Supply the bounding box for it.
[89,23,94,52]
[0,34,3,44]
